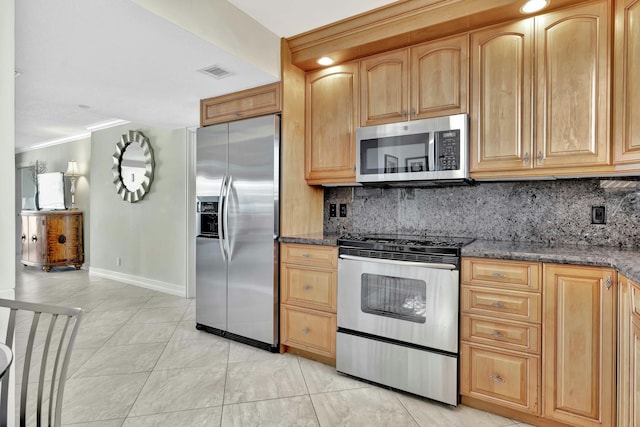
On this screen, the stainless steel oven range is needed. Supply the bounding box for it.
[336,234,474,406]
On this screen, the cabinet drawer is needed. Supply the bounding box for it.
[461,342,539,414]
[461,314,540,354]
[281,305,336,358]
[281,264,337,312]
[281,243,337,268]
[462,258,540,292]
[461,286,541,323]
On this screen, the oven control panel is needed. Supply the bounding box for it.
[435,129,460,171]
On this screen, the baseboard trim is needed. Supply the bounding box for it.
[88,267,185,297]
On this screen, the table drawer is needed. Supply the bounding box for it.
[461,314,540,354]
[462,258,540,292]
[281,305,336,358]
[461,342,540,414]
[281,264,336,312]
[461,286,541,323]
[281,243,337,268]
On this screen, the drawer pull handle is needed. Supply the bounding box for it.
[491,301,506,308]
[303,285,312,291]
[491,272,506,278]
[491,331,504,338]
[301,328,310,334]
[301,253,310,258]
[490,375,505,383]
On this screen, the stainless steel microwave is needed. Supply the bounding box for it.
[356,114,469,185]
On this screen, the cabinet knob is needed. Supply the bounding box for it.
[491,331,504,338]
[491,301,506,308]
[402,110,407,120]
[490,272,506,279]
[57,235,67,244]
[490,375,505,383]
[31,235,38,242]
[301,253,310,258]
[523,152,530,164]
[21,234,26,241]
[301,328,310,334]
[303,285,312,291]
[411,108,416,118]
[605,276,612,290]
[537,151,544,162]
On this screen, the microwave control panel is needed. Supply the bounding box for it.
[435,129,460,171]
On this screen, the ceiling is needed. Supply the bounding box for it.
[14,0,398,152]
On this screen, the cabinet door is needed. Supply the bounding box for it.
[27,215,43,263]
[469,19,534,173]
[543,264,615,427]
[631,315,640,427]
[614,0,640,164]
[360,50,408,126]
[410,34,468,120]
[535,1,610,169]
[305,63,358,184]
[619,275,632,427]
[20,216,29,261]
[200,82,281,126]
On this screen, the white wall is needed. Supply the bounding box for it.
[89,123,188,296]
[1,0,15,296]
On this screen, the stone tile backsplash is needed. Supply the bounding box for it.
[324,178,640,247]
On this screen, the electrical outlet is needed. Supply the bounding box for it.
[339,204,347,217]
[591,206,606,224]
[329,204,337,217]
[116,257,121,266]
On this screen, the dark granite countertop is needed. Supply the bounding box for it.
[279,233,339,247]
[463,239,640,284]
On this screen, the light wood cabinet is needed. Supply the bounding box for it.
[280,243,338,362]
[20,211,84,272]
[460,258,541,414]
[613,0,640,165]
[534,1,610,169]
[470,19,534,173]
[542,264,616,427]
[618,274,640,427]
[471,1,611,177]
[360,34,468,127]
[305,63,358,185]
[200,82,281,126]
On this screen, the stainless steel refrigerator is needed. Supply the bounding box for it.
[195,114,279,351]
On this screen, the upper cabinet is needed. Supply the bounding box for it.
[614,0,640,165]
[200,82,281,127]
[360,34,468,127]
[305,63,359,185]
[471,1,610,177]
[535,1,610,169]
[470,19,534,173]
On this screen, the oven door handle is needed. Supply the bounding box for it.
[339,254,457,270]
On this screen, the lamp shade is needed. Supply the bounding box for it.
[65,161,79,177]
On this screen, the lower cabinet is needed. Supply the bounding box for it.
[461,258,616,427]
[20,210,84,272]
[280,243,338,363]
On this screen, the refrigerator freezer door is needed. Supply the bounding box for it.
[195,124,228,331]
[226,115,280,346]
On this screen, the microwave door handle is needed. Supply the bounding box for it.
[223,175,233,260]
[339,254,456,270]
[429,133,436,172]
[218,175,228,262]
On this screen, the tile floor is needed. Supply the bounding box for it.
[10,266,535,426]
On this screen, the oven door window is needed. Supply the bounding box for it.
[360,273,427,323]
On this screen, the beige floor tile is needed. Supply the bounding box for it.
[127,307,187,324]
[221,396,319,427]
[122,407,221,427]
[299,357,369,394]
[15,346,99,384]
[61,373,149,424]
[80,309,138,327]
[311,387,418,427]
[182,301,196,321]
[170,321,221,342]
[143,295,190,309]
[64,420,125,427]
[73,343,165,377]
[224,355,308,404]
[396,392,516,427]
[104,322,179,346]
[73,323,123,349]
[227,341,282,364]
[92,297,153,312]
[155,339,228,370]
[128,365,226,416]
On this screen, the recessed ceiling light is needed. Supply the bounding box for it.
[78,104,91,109]
[520,0,548,13]
[317,57,334,66]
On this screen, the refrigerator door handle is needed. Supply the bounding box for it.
[223,175,233,260]
[218,175,228,262]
